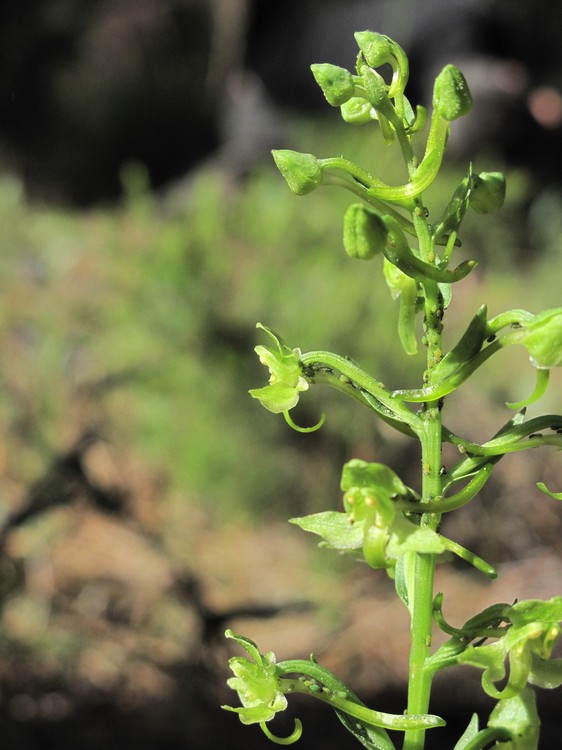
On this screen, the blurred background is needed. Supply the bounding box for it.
[0,0,561,748]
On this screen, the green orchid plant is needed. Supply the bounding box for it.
[223,31,562,750]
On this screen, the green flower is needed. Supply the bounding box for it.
[222,630,287,725]
[291,460,444,573]
[249,324,309,413]
[519,308,562,368]
[458,597,562,699]
[469,171,506,214]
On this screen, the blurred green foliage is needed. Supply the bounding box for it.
[0,117,561,526]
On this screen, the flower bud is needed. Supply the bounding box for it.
[354,31,393,68]
[310,63,355,106]
[340,97,373,124]
[520,308,562,368]
[272,150,323,195]
[343,204,388,259]
[433,64,473,121]
[360,65,388,107]
[469,172,506,214]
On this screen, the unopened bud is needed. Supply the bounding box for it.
[311,63,355,106]
[433,65,473,121]
[340,97,373,124]
[343,204,388,259]
[272,150,323,195]
[354,31,393,68]
[470,172,506,214]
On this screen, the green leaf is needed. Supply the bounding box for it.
[432,165,473,241]
[336,711,396,750]
[429,305,488,386]
[452,713,480,750]
[289,511,364,551]
[381,214,477,284]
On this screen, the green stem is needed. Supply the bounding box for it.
[403,204,443,750]
[301,350,422,432]
[278,678,444,731]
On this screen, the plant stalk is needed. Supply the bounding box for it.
[403,209,444,750]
